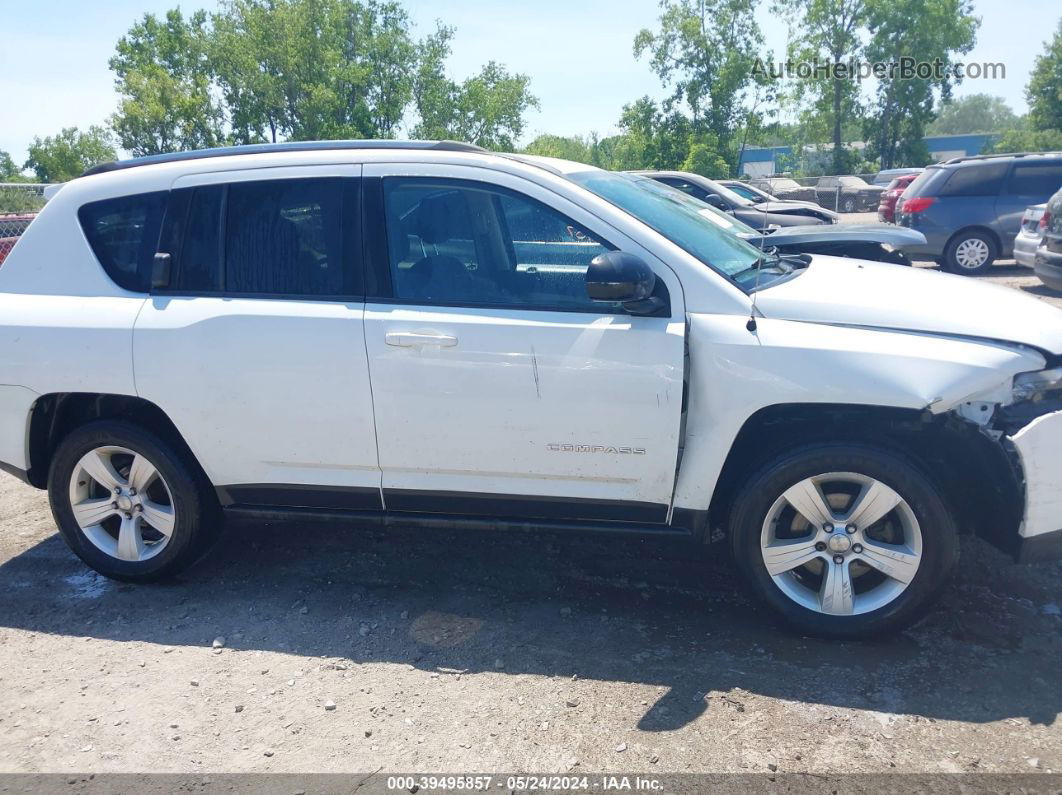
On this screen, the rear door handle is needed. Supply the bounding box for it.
[385,331,458,348]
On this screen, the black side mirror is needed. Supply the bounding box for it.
[586,251,665,315]
[703,194,726,210]
[151,252,172,290]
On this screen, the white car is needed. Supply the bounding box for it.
[2,141,1061,639]
[1014,204,1047,267]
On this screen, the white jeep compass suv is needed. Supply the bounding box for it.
[2,141,1061,639]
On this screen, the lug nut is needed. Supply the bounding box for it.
[128,488,137,496]
[815,541,827,551]
[114,487,122,495]
[833,555,845,565]
[822,524,832,533]
[846,524,856,534]
[852,543,863,554]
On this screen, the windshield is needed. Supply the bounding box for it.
[567,170,792,290]
[840,176,869,187]
[705,179,756,207]
[771,179,801,190]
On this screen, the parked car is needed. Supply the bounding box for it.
[0,213,37,267]
[897,152,1062,275]
[815,176,885,213]
[720,180,840,221]
[878,174,920,224]
[747,176,818,204]
[872,168,923,187]
[636,170,836,229]
[1035,187,1062,291]
[648,177,923,265]
[1014,204,1048,267]
[2,141,1061,640]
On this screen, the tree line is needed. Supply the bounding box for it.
[3,0,1061,185]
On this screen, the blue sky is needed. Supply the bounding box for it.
[0,0,1047,164]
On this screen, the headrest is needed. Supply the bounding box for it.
[417,191,471,246]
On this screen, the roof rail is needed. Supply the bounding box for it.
[942,151,1062,165]
[81,140,488,177]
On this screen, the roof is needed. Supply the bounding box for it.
[81,140,488,177]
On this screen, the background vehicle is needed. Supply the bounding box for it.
[1035,187,1062,291]
[873,167,923,187]
[1,142,1061,642]
[721,180,840,221]
[815,175,885,213]
[897,152,1062,275]
[747,176,818,204]
[1014,204,1047,267]
[0,213,37,266]
[637,170,835,228]
[878,174,920,224]
[651,179,923,265]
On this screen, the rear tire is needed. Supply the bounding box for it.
[728,443,959,639]
[841,196,857,213]
[943,230,997,275]
[48,420,219,582]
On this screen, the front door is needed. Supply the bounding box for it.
[361,165,686,523]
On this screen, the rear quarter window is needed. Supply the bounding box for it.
[1005,162,1062,196]
[78,192,167,292]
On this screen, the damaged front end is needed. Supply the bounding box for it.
[952,361,1062,563]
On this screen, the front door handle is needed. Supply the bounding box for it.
[384,331,458,348]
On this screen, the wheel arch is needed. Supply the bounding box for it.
[26,393,210,491]
[706,403,1023,551]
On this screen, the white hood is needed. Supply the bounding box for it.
[755,256,1062,355]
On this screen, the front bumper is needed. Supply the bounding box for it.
[1009,409,1062,562]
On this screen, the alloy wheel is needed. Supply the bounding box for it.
[760,472,923,616]
[67,446,176,563]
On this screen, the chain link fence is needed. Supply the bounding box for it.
[0,183,56,264]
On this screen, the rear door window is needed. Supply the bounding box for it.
[78,192,167,292]
[225,178,348,296]
[938,163,1008,197]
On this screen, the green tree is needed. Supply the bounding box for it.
[411,28,539,150]
[0,151,20,180]
[927,94,1017,135]
[775,0,867,175]
[523,134,593,163]
[23,127,117,182]
[864,0,978,168]
[1027,19,1062,132]
[634,0,766,167]
[988,124,1062,154]
[110,9,223,155]
[212,0,420,142]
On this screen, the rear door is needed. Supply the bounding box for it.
[134,164,382,510]
[361,163,686,523]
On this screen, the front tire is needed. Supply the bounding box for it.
[729,444,959,639]
[48,420,218,582]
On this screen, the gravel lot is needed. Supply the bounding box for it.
[1,229,1061,778]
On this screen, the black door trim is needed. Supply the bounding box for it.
[216,484,669,525]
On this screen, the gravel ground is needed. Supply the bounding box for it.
[1,227,1061,777]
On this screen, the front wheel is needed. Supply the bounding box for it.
[729,444,959,639]
[48,420,219,582]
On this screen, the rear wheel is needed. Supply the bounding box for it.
[841,196,857,213]
[944,230,997,275]
[48,420,218,582]
[729,444,959,639]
